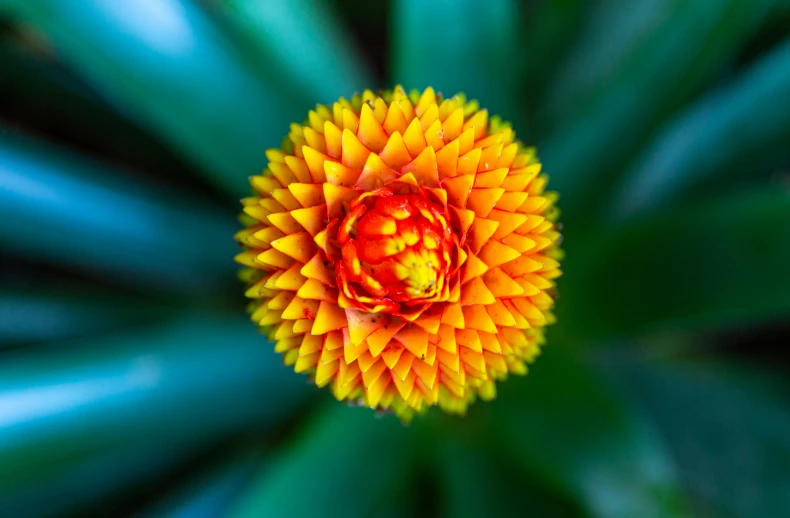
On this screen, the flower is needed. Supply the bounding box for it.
[235,86,562,421]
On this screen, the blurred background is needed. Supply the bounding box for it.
[1,0,789,516]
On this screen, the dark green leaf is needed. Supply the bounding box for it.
[0,286,165,347]
[540,0,775,220]
[559,188,790,338]
[228,404,415,518]
[0,0,305,194]
[438,435,585,517]
[139,449,264,518]
[0,130,235,294]
[213,0,373,103]
[391,0,525,128]
[0,31,196,181]
[483,345,688,518]
[612,37,790,219]
[606,358,790,517]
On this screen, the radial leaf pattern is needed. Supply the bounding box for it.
[236,86,562,421]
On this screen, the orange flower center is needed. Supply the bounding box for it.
[336,184,459,315]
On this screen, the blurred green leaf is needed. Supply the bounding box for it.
[0,130,235,294]
[560,187,790,339]
[139,449,263,518]
[0,0,305,194]
[607,358,790,517]
[0,314,313,515]
[438,435,584,517]
[483,345,688,518]
[229,404,415,518]
[612,37,790,220]
[391,0,525,128]
[211,0,372,103]
[0,286,164,347]
[0,30,197,182]
[540,0,775,220]
[520,0,589,136]
[1,436,201,517]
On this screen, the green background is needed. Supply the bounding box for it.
[0,0,789,516]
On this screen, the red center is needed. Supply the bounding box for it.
[335,184,458,315]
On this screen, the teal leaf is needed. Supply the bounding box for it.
[213,0,373,102]
[540,0,775,220]
[0,130,236,294]
[560,188,790,339]
[483,345,688,518]
[391,0,525,129]
[0,286,165,348]
[607,359,790,517]
[0,0,305,194]
[0,31,196,179]
[229,404,415,518]
[139,449,264,518]
[612,37,790,220]
[0,314,313,516]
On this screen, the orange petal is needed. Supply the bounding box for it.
[379,132,412,170]
[463,109,488,140]
[461,304,497,333]
[478,239,520,269]
[288,183,325,208]
[482,267,525,298]
[456,328,482,353]
[402,116,427,157]
[467,217,499,254]
[401,145,439,187]
[460,276,496,306]
[436,138,460,179]
[467,188,505,218]
[323,183,359,219]
[301,252,333,285]
[358,103,389,152]
[291,204,327,237]
[443,174,475,209]
[341,128,371,169]
[394,325,429,359]
[345,308,387,346]
[324,161,361,187]
[271,232,317,263]
[383,100,409,135]
[367,318,407,357]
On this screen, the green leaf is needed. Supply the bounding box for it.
[212,0,373,103]
[520,0,589,135]
[612,37,790,220]
[559,188,790,339]
[0,314,313,516]
[438,435,585,517]
[0,0,305,194]
[607,358,790,517]
[0,31,195,180]
[229,404,415,518]
[0,285,165,348]
[540,0,775,220]
[391,0,525,128]
[482,345,688,518]
[0,130,236,294]
[0,437,201,517]
[139,449,264,518]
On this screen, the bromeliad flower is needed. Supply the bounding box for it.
[236,86,562,421]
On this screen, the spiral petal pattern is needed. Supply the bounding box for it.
[236,87,562,421]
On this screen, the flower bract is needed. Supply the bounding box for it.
[236,86,562,421]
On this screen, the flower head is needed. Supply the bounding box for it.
[236,87,562,421]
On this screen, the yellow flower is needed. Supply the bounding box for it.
[236,86,562,421]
